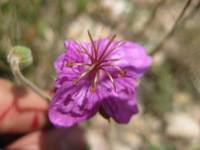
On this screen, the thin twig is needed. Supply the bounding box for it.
[150,0,193,55]
[136,0,167,38]
[182,0,200,23]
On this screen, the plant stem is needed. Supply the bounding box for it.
[9,56,51,102]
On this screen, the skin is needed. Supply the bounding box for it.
[7,128,86,150]
[0,79,48,133]
[0,79,86,150]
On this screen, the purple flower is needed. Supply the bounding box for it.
[48,32,151,127]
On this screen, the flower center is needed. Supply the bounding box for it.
[68,31,126,92]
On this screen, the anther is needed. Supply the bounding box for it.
[65,60,73,67]
[90,85,97,92]
[118,70,127,78]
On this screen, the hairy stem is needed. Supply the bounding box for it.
[9,56,51,102]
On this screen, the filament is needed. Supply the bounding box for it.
[88,31,98,61]
[100,67,116,91]
[73,64,96,85]
[102,63,126,77]
[100,41,125,63]
[98,35,116,62]
[75,41,94,63]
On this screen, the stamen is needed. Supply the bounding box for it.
[73,62,90,67]
[69,33,126,93]
[65,60,74,67]
[100,67,116,91]
[74,47,90,58]
[74,41,94,63]
[98,34,116,62]
[88,31,98,61]
[102,63,127,77]
[91,73,98,92]
[90,85,97,92]
[100,41,125,63]
[65,61,90,68]
[95,27,106,58]
[73,64,96,85]
[102,58,120,63]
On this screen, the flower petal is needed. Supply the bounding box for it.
[54,40,83,73]
[109,41,152,77]
[48,81,100,127]
[98,77,138,123]
[54,40,90,88]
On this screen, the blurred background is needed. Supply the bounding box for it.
[0,0,200,149]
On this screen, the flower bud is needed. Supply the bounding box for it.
[7,46,33,69]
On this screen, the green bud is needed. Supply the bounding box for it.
[7,46,33,69]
